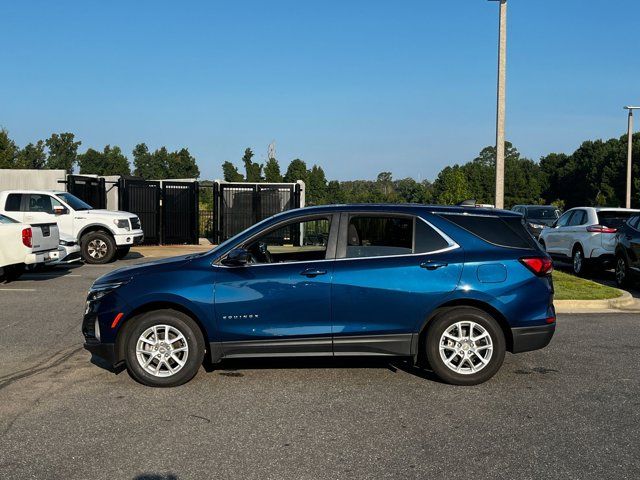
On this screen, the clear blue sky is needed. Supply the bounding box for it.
[2,0,639,181]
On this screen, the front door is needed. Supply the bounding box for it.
[214,214,338,357]
[331,213,463,356]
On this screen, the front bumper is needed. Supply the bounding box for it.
[50,244,82,265]
[511,323,555,353]
[114,230,144,246]
[84,340,117,365]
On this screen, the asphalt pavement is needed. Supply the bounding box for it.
[0,255,639,480]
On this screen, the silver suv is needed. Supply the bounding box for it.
[538,207,639,275]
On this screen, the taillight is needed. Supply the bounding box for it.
[586,225,617,233]
[22,228,32,248]
[520,256,553,276]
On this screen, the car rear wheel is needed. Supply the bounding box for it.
[82,231,116,264]
[125,309,205,387]
[615,254,631,288]
[425,307,505,386]
[572,246,588,276]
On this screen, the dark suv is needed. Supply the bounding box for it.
[614,213,640,287]
[512,205,561,238]
[83,204,555,388]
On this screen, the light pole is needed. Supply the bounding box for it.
[489,0,507,209]
[624,106,639,209]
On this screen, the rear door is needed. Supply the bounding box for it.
[330,212,463,356]
[565,209,587,254]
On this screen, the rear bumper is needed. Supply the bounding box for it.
[24,248,60,265]
[511,323,555,353]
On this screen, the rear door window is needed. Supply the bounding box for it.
[345,215,450,258]
[597,211,635,229]
[568,210,586,226]
[26,194,54,213]
[439,214,538,250]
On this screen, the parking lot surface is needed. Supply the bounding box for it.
[1,256,639,480]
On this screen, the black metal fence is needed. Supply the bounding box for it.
[162,181,199,245]
[118,178,162,244]
[67,175,107,209]
[214,182,302,243]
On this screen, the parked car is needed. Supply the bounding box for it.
[83,204,555,388]
[613,213,640,287]
[0,213,60,282]
[511,205,561,238]
[0,190,143,264]
[54,233,82,265]
[538,207,640,275]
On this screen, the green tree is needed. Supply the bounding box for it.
[284,158,308,184]
[307,165,328,205]
[16,141,46,169]
[433,166,471,205]
[133,143,168,179]
[222,161,244,181]
[45,132,81,173]
[167,148,199,178]
[78,145,131,175]
[242,148,263,182]
[264,157,283,182]
[0,129,19,168]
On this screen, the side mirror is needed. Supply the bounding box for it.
[221,248,251,266]
[551,220,558,228]
[53,205,68,215]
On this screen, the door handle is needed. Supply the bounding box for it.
[420,261,448,271]
[300,268,327,278]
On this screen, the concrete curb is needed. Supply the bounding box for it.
[555,291,636,313]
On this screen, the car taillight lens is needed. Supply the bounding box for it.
[520,256,553,276]
[22,228,32,248]
[586,225,617,233]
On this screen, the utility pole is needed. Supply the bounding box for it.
[490,0,508,209]
[624,106,639,209]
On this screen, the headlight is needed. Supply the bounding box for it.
[114,219,130,231]
[528,223,544,229]
[87,280,129,302]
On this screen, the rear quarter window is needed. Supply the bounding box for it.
[439,214,538,250]
[4,194,23,211]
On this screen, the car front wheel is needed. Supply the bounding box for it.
[82,231,116,264]
[125,309,205,387]
[425,307,505,386]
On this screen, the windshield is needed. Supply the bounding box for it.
[0,214,19,224]
[527,207,560,220]
[56,192,93,210]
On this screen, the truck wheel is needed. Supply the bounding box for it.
[116,246,131,260]
[124,309,205,387]
[82,231,116,264]
[425,307,505,386]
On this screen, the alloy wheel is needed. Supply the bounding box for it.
[135,324,189,377]
[439,321,493,375]
[616,257,626,285]
[87,239,108,259]
[573,250,583,274]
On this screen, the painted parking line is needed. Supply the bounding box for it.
[0,288,37,292]
[21,274,82,278]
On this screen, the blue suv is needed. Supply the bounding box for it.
[82,205,555,387]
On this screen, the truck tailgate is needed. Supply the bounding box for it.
[30,223,59,252]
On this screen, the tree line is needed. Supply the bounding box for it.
[0,129,199,179]
[3,127,640,209]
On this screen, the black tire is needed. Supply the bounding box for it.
[571,245,589,276]
[1,264,25,283]
[124,309,205,387]
[615,253,631,288]
[116,246,131,260]
[81,231,116,264]
[425,307,506,386]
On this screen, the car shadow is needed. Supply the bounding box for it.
[204,356,444,383]
[16,263,85,281]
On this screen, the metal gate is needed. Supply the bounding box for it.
[118,178,161,244]
[215,182,301,243]
[67,175,106,209]
[162,181,199,245]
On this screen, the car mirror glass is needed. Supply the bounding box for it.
[53,206,67,215]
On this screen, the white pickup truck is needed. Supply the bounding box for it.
[0,213,60,282]
[0,190,144,264]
